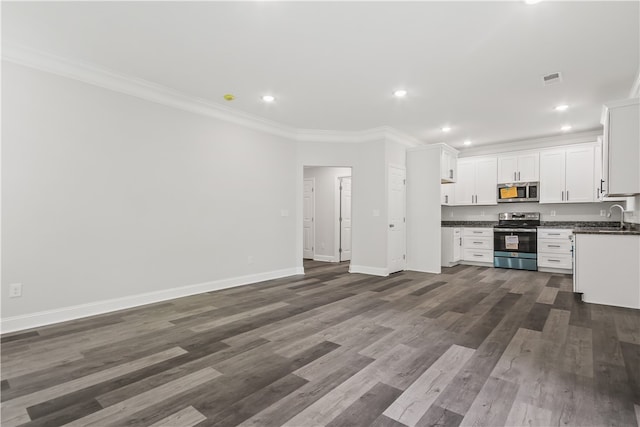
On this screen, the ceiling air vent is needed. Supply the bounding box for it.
[542,72,563,86]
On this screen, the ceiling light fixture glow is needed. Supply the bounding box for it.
[464,140,472,146]
[262,95,275,103]
[393,89,408,98]
[441,126,452,132]
[555,104,569,111]
[561,125,572,132]
[524,0,541,4]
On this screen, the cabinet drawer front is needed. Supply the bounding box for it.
[463,228,493,237]
[463,237,493,250]
[538,229,573,240]
[463,249,493,263]
[538,239,572,253]
[538,253,572,269]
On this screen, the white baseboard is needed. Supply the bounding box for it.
[406,267,441,274]
[313,255,336,263]
[0,268,299,334]
[295,266,305,275]
[349,265,388,276]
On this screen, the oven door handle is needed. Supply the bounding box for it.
[494,228,537,233]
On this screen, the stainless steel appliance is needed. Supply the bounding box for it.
[493,212,540,271]
[497,182,539,203]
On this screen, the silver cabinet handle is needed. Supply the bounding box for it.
[566,190,569,201]
[548,245,561,248]
[473,254,484,257]
[548,259,561,262]
[445,195,448,204]
[518,171,521,181]
[473,231,483,234]
[514,172,517,181]
[548,233,561,235]
[561,191,564,201]
[449,169,453,179]
[389,224,395,228]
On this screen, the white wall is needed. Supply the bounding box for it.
[406,146,441,274]
[303,166,351,261]
[296,140,389,275]
[442,201,627,223]
[1,62,298,328]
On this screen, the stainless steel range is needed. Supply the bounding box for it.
[493,212,540,271]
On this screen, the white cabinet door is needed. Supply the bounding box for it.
[565,145,595,203]
[452,229,461,262]
[540,150,566,203]
[441,184,455,205]
[475,157,498,205]
[455,160,475,205]
[441,150,456,182]
[497,155,518,184]
[517,153,539,182]
[604,100,640,196]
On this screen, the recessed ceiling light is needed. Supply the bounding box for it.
[262,95,275,103]
[464,140,472,146]
[524,0,541,4]
[393,89,408,98]
[441,126,452,133]
[555,104,569,111]
[561,125,572,132]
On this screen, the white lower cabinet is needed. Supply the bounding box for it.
[462,227,494,263]
[537,228,573,272]
[574,233,640,309]
[441,227,462,267]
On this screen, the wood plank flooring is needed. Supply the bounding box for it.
[2,261,639,427]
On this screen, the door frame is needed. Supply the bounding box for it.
[303,177,315,260]
[334,175,352,263]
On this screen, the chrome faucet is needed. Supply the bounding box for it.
[608,204,626,228]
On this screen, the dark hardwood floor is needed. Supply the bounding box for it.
[2,261,639,426]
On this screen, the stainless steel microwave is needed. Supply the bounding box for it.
[497,182,539,203]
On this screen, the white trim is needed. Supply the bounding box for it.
[348,265,389,276]
[2,43,420,147]
[313,254,337,263]
[406,267,441,274]
[0,268,299,334]
[295,267,306,275]
[458,129,602,157]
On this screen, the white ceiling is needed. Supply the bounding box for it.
[3,1,639,148]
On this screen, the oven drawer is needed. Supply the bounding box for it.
[538,253,572,269]
[538,229,573,240]
[463,248,493,263]
[538,239,572,254]
[463,228,493,238]
[463,236,493,250]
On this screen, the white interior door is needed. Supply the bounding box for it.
[303,178,315,259]
[339,177,352,262]
[388,166,406,274]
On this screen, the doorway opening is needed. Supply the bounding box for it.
[303,166,353,266]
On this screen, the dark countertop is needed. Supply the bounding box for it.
[441,221,496,227]
[442,221,640,235]
[573,226,640,236]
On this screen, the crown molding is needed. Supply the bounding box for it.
[630,72,640,98]
[2,42,298,140]
[458,128,603,157]
[2,43,421,147]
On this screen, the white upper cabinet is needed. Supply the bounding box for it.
[440,145,458,183]
[497,152,539,184]
[540,144,596,203]
[601,98,640,196]
[454,156,497,205]
[441,183,455,206]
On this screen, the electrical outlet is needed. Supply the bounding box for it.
[9,283,22,298]
[550,210,556,217]
[600,210,606,217]
[247,256,254,265]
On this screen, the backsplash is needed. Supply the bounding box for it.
[442,200,633,223]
